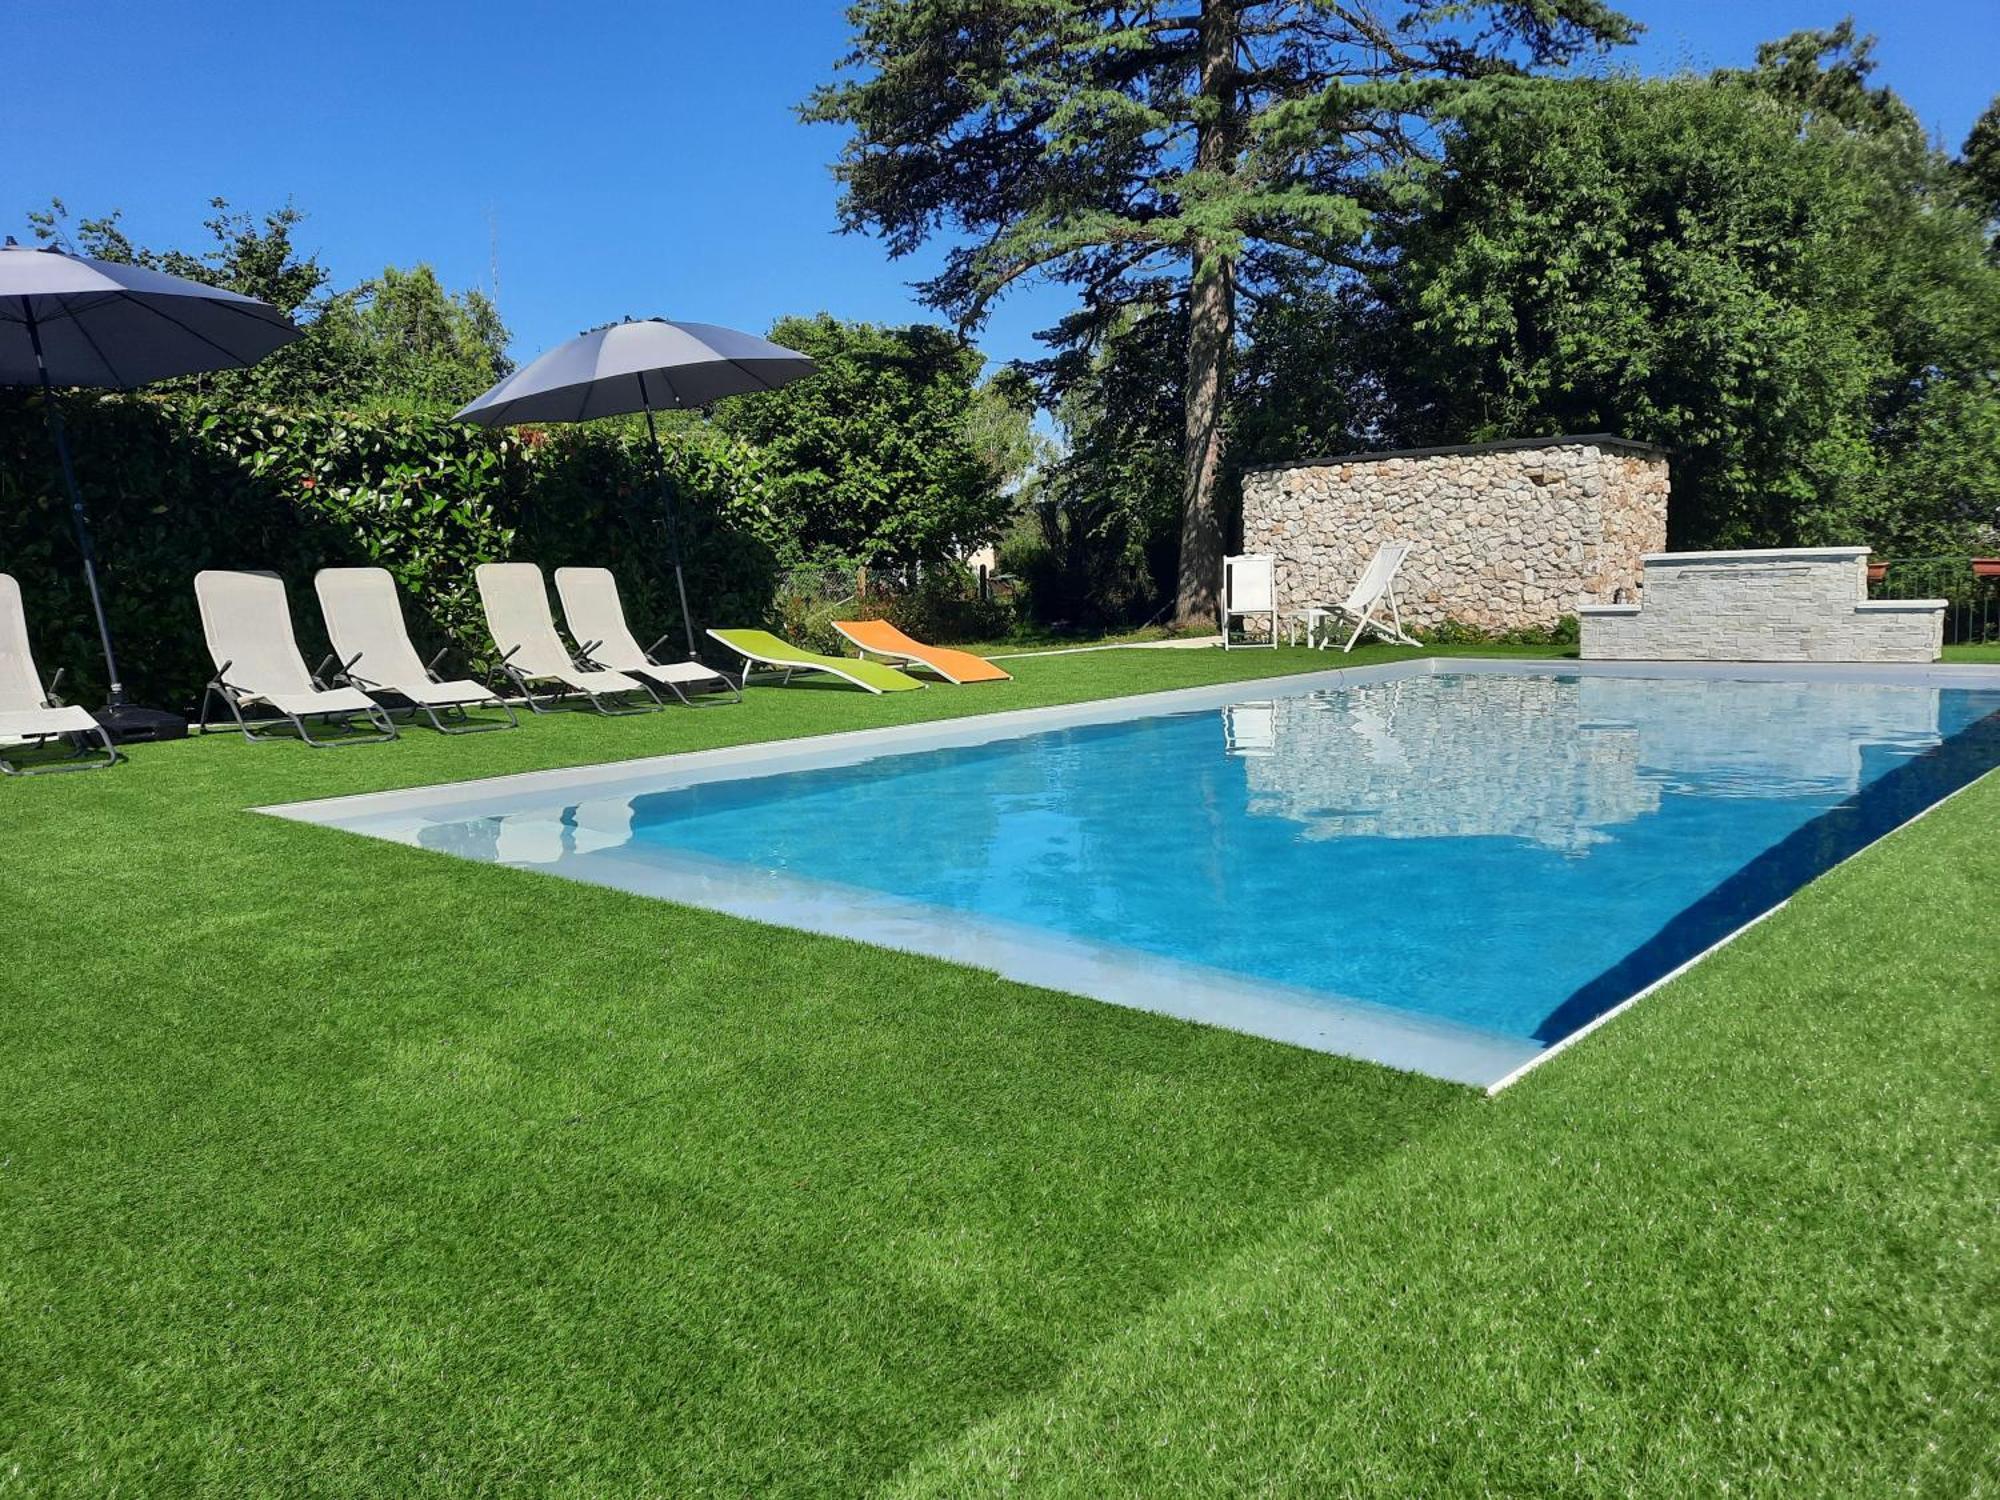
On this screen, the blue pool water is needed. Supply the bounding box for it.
[302,669,2000,1084]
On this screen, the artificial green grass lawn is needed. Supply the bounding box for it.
[3,642,1994,1495]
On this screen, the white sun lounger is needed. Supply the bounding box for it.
[1308,542,1420,652]
[1221,554,1278,649]
[553,567,739,707]
[0,572,117,775]
[474,563,662,715]
[314,567,518,733]
[194,570,398,746]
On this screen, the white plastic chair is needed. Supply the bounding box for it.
[1309,543,1420,652]
[1221,554,1278,650]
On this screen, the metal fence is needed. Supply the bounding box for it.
[1868,557,2000,645]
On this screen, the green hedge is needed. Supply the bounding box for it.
[0,392,781,708]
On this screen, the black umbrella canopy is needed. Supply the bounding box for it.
[452,317,816,660]
[0,241,301,388]
[452,317,815,426]
[0,240,302,720]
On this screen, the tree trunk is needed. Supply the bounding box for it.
[1174,0,1238,629]
[1176,246,1234,627]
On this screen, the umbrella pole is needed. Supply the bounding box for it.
[638,375,699,659]
[25,307,125,705]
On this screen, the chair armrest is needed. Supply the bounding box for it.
[475,643,523,684]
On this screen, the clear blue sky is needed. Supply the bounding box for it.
[11,1,1995,375]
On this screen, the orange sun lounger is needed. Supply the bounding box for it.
[831,619,1012,684]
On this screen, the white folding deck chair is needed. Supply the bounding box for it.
[552,567,739,707]
[314,567,518,734]
[1308,542,1420,652]
[194,570,398,746]
[1221,554,1278,649]
[474,563,662,715]
[0,573,117,775]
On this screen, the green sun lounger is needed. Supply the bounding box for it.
[706,629,925,694]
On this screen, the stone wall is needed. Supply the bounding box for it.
[1239,435,1669,634]
[1579,548,1946,663]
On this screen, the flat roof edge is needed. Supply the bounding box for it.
[1241,433,1667,475]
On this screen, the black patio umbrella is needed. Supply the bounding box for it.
[452,317,816,658]
[0,239,302,736]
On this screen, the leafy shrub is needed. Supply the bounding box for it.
[708,314,1027,570]
[0,391,777,707]
[872,563,1014,644]
[1417,614,1581,648]
[771,590,853,658]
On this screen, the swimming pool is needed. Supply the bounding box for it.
[268,659,2000,1088]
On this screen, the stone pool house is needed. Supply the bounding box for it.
[1239,434,1668,635]
[1239,433,1945,662]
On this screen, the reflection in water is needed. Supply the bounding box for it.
[1234,674,1946,854]
[1222,701,1277,758]
[417,795,639,866]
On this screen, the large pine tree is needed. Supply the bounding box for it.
[807,0,1636,624]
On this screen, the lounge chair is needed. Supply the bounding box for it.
[552,566,740,707]
[194,570,398,745]
[1307,542,1420,652]
[706,628,924,694]
[830,619,1011,684]
[1221,554,1278,649]
[314,567,518,733]
[474,563,662,715]
[0,573,118,775]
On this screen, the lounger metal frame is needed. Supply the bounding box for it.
[197,662,399,747]
[0,672,118,776]
[323,649,521,735]
[574,632,743,708]
[490,645,665,717]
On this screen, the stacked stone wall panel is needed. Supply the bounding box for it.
[1240,440,1669,634]
[1579,549,1944,663]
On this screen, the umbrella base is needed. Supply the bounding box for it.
[92,703,189,744]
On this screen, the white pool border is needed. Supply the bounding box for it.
[259,656,2000,1090]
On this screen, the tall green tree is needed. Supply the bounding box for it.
[1391,52,2000,551]
[709,313,1024,568]
[24,198,509,413]
[314,265,512,413]
[1964,95,2000,257]
[807,0,1636,624]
